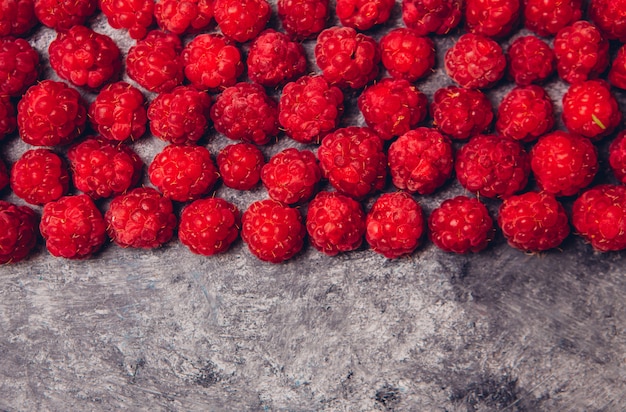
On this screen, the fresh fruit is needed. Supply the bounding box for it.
[182,33,243,92]
[0,96,16,141]
[608,44,626,90]
[401,0,462,36]
[496,85,554,142]
[609,131,626,184]
[336,0,394,31]
[588,0,626,42]
[261,148,321,205]
[523,0,582,36]
[444,33,506,89]
[99,0,154,40]
[34,0,96,30]
[247,29,307,87]
[277,0,329,39]
[179,198,241,256]
[465,0,520,38]
[506,36,555,86]
[10,148,70,205]
[0,200,38,264]
[431,86,493,140]
[216,143,265,191]
[379,28,435,83]
[0,0,37,37]
[0,37,39,98]
[0,157,8,191]
[554,20,609,84]
[154,0,213,34]
[213,0,270,43]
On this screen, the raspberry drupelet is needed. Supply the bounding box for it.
[0,0,38,37]
[0,37,39,98]
[609,45,626,90]
[261,148,322,205]
[402,0,462,36]
[89,82,147,143]
[444,33,506,89]
[554,20,609,85]
[0,158,8,191]
[507,36,555,86]
[379,28,435,83]
[336,0,394,31]
[523,0,582,36]
[34,0,96,30]
[247,30,307,88]
[213,0,271,43]
[562,79,621,140]
[431,86,494,141]
[10,149,70,205]
[609,131,626,184]
[277,0,329,40]
[465,0,521,38]
[496,85,554,143]
[217,143,265,191]
[182,34,243,92]
[99,0,154,40]
[0,96,16,141]
[0,200,38,264]
[154,0,214,35]
[589,0,626,42]
[179,198,241,256]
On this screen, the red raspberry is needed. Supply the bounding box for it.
[317,126,387,199]
[210,82,279,146]
[357,78,428,140]
[278,0,329,39]
[523,0,582,36]
[388,127,453,195]
[554,20,609,85]
[365,192,424,259]
[496,85,554,143]
[562,80,621,140]
[530,131,598,197]
[431,86,493,140]
[609,131,626,184]
[336,0,394,31]
[465,0,520,38]
[88,82,147,143]
[589,0,626,42]
[241,199,306,263]
[40,194,107,259]
[217,143,265,190]
[428,195,494,253]
[247,30,307,87]
[444,33,506,89]
[148,144,219,202]
[507,36,555,86]
[105,187,177,249]
[0,157,8,191]
[402,0,462,36]
[455,135,530,198]
[0,96,16,141]
[67,137,143,200]
[179,198,241,256]
[314,26,381,90]
[306,191,365,256]
[34,0,96,30]
[154,0,213,35]
[0,200,38,264]
[609,44,626,90]
[99,0,154,40]
[0,0,37,37]
[126,30,183,93]
[261,148,321,205]
[379,28,435,83]
[278,75,344,144]
[0,37,39,98]
[10,148,70,205]
[213,0,270,43]
[182,34,243,92]
[148,86,212,145]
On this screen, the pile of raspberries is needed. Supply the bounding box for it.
[2,0,626,264]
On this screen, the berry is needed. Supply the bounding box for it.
[247,29,307,88]
[182,33,243,92]
[34,0,96,30]
[401,0,462,36]
[0,37,39,98]
[105,187,177,249]
[277,0,328,39]
[388,127,454,195]
[10,148,70,205]
[465,0,520,38]
[0,158,8,191]
[241,199,306,263]
[40,194,107,259]
[217,143,265,190]
[589,0,626,42]
[379,28,435,82]
[429,195,494,253]
[609,131,626,184]
[261,148,321,205]
[179,198,241,256]
[0,95,16,141]
[0,0,37,37]
[99,0,154,40]
[523,0,582,36]
[154,0,214,35]
[336,0,394,31]
[0,200,38,264]
[365,192,424,259]
[507,35,555,86]
[562,80,621,140]
[431,86,493,140]
[444,33,506,89]
[609,44,626,90]
[554,20,609,84]
[496,85,554,143]
[213,0,270,43]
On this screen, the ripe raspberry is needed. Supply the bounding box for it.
[317,127,387,199]
[211,82,279,146]
[0,96,16,141]
[523,0,582,36]
[609,131,626,184]
[444,33,506,89]
[277,0,329,39]
[261,148,321,205]
[428,195,494,253]
[357,78,428,140]
[554,20,609,84]
[88,82,147,143]
[182,34,243,92]
[365,192,424,259]
[154,0,214,35]
[589,0,626,42]
[247,30,307,88]
[496,85,554,143]
[213,0,270,43]
[10,148,70,205]
[179,198,241,256]
[0,200,38,264]
[148,144,219,202]
[0,157,9,191]
[99,0,154,40]
[562,80,621,141]
[126,30,183,93]
[379,28,435,83]
[431,86,493,140]
[105,187,177,249]
[0,0,37,37]
[609,44,626,90]
[148,86,212,145]
[40,194,107,259]
[0,37,39,98]
[507,35,555,86]
[530,131,598,197]
[34,0,96,30]
[402,0,462,36]
[67,137,143,200]
[17,80,87,146]
[217,143,265,190]
[455,135,530,198]
[278,75,344,144]
[336,0,394,31]
[306,191,365,256]
[465,0,520,38]
[241,199,305,263]
[314,26,381,90]
[388,127,454,195]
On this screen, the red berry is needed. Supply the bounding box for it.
[336,0,394,31]
[589,0,626,42]
[34,0,96,30]
[0,157,8,191]
[431,86,493,140]
[247,29,307,87]
[609,44,626,90]
[379,28,435,83]
[609,131,626,184]
[402,0,462,36]
[496,85,554,143]
[507,35,555,86]
[261,148,321,205]
[99,0,154,40]
[10,148,70,205]
[182,33,243,92]
[444,33,506,89]
[217,143,265,190]
[213,0,270,43]
[0,95,16,141]
[554,20,609,84]
[562,80,621,140]
[0,37,39,98]
[523,0,582,36]
[278,0,328,40]
[465,0,520,38]
[0,0,37,37]
[0,200,38,264]
[154,0,214,35]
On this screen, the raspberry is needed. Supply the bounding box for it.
[609,45,626,90]
[247,30,307,87]
[388,127,454,195]
[0,157,9,191]
[357,78,428,140]
[67,137,143,200]
[317,126,387,199]
[211,82,279,146]
[336,0,394,31]
[148,86,212,145]
[17,80,87,146]
[314,26,381,90]
[213,0,270,43]
[496,85,554,143]
[88,81,147,143]
[179,198,241,256]
[530,131,598,197]
[554,20,609,84]
[0,37,39,98]
[10,148,70,205]
[0,0,37,37]
[465,0,520,38]
[40,194,107,259]
[126,30,183,93]
[278,75,344,144]
[148,144,219,202]
[609,131,626,184]
[365,192,424,259]
[154,0,213,35]
[444,33,506,89]
[241,199,306,263]
[182,34,243,92]
[34,0,96,30]
[49,25,122,90]
[428,195,494,253]
[0,96,16,141]
[379,28,435,83]
[401,0,462,36]
[562,80,621,140]
[507,35,555,86]
[0,200,38,264]
[589,0,626,42]
[99,0,154,40]
[278,0,329,39]
[455,134,530,198]
[105,187,177,249]
[523,0,582,36]
[261,148,321,205]
[306,191,365,256]
[431,86,493,140]
[217,143,265,190]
